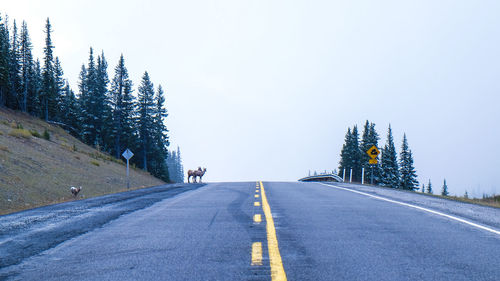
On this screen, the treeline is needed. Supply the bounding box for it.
[166,146,184,183]
[339,121,419,190]
[0,15,182,182]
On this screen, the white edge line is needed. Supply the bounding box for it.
[319,183,500,236]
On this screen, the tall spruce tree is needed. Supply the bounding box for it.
[41,18,56,121]
[19,21,33,113]
[339,127,352,180]
[28,59,42,116]
[380,124,399,187]
[399,134,419,190]
[8,20,21,110]
[60,83,79,134]
[350,125,361,181]
[53,57,65,122]
[148,84,169,181]
[360,121,381,184]
[77,63,89,139]
[0,14,10,107]
[79,48,100,145]
[136,71,155,171]
[426,179,433,194]
[176,146,184,182]
[110,54,134,158]
[441,179,449,196]
[95,51,111,149]
[339,126,362,182]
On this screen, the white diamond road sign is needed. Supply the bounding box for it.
[122,149,134,160]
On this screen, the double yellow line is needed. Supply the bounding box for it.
[251,181,287,281]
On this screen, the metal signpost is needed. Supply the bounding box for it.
[366,145,380,185]
[122,148,134,189]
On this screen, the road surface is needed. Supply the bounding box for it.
[1,181,499,280]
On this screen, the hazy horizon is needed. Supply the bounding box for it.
[3,0,500,197]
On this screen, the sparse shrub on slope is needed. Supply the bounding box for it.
[9,129,32,139]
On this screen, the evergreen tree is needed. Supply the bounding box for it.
[339,125,363,182]
[338,127,351,180]
[95,51,111,149]
[380,125,399,187]
[464,191,469,199]
[167,146,185,183]
[28,59,42,116]
[176,146,184,182]
[360,121,381,184]
[79,48,101,145]
[399,134,419,190]
[421,183,425,193]
[110,54,134,158]
[41,18,56,121]
[60,82,79,134]
[350,125,361,181]
[426,179,433,194]
[77,63,88,138]
[8,20,21,110]
[441,179,449,196]
[53,57,65,122]
[148,84,169,181]
[0,14,10,107]
[136,71,155,171]
[19,21,33,112]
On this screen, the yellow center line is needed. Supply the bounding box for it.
[253,214,262,223]
[255,194,259,198]
[256,189,260,193]
[254,202,261,207]
[260,181,287,281]
[251,242,263,266]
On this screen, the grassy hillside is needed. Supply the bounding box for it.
[0,108,165,215]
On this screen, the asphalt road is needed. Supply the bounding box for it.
[1,181,499,280]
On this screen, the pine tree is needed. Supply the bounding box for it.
[41,18,56,121]
[349,126,361,181]
[360,121,381,184]
[19,21,33,113]
[148,84,169,181]
[421,183,425,193]
[176,146,184,182]
[0,14,10,107]
[426,179,433,194]
[28,59,42,116]
[60,83,79,134]
[338,127,351,180]
[110,54,134,158]
[53,57,65,122]
[95,51,111,149]
[79,48,100,145]
[399,134,419,190]
[380,125,399,187]
[136,71,155,171]
[8,20,21,110]
[441,179,449,196]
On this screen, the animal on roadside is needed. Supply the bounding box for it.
[70,186,82,197]
[194,168,207,183]
[187,167,202,183]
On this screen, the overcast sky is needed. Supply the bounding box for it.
[3,0,500,197]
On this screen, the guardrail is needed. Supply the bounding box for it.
[298,174,344,183]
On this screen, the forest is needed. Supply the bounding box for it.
[0,15,184,182]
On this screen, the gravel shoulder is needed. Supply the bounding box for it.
[324,182,500,230]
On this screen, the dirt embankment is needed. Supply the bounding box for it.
[0,108,165,215]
